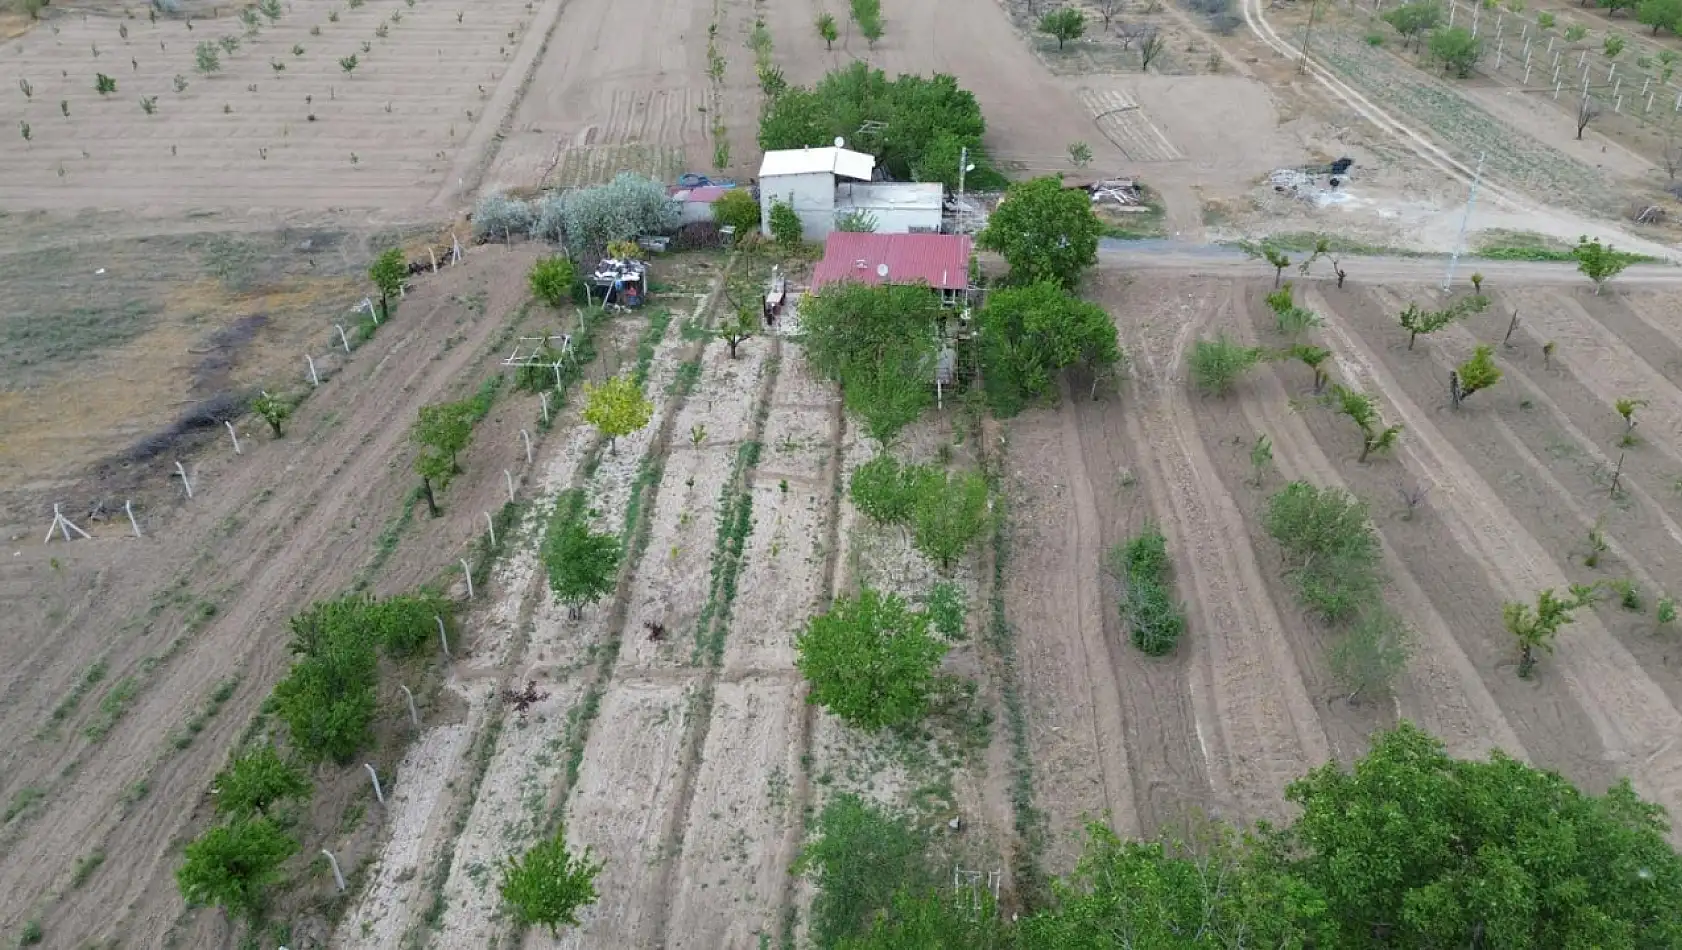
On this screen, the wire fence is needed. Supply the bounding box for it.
[1363,0,1682,129]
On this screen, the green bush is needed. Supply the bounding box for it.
[796,588,948,730]
[769,198,802,248]
[711,188,759,237]
[1188,334,1262,397]
[849,453,922,524]
[1265,481,1381,623]
[924,582,967,640]
[528,256,576,308]
[1109,524,1186,655]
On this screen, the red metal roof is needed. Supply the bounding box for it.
[809,232,972,292]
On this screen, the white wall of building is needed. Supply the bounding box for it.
[759,171,838,240]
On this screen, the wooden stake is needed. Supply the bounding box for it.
[1611,451,1625,496]
[1502,310,1520,348]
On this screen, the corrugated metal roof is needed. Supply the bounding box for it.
[809,232,972,292]
[758,146,875,181]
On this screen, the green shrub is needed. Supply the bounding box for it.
[1188,334,1261,397]
[1109,524,1186,655]
[1265,481,1381,623]
[924,582,967,640]
[711,188,759,237]
[850,453,921,525]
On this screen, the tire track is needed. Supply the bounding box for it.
[1115,281,1329,823]
[1310,286,1682,827]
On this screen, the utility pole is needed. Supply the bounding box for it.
[1298,0,1323,73]
[1443,151,1486,292]
[956,146,975,233]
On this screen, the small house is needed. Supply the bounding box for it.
[808,232,973,307]
[668,184,735,226]
[758,146,877,241]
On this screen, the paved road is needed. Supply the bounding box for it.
[1098,238,1682,286]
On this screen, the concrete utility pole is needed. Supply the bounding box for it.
[1443,151,1486,292]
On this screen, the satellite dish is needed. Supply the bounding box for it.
[876,263,890,278]
[834,136,846,148]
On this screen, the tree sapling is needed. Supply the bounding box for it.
[1615,397,1648,445]
[1331,384,1403,462]
[1450,344,1501,409]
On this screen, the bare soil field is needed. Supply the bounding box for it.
[1005,267,1682,880]
[0,0,542,211]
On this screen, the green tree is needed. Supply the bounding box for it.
[1381,0,1442,50]
[528,255,576,308]
[797,794,937,946]
[1398,293,1488,348]
[849,453,924,525]
[911,469,991,571]
[415,450,451,516]
[1329,384,1403,462]
[542,512,620,616]
[368,247,406,318]
[712,188,760,238]
[1265,480,1381,623]
[1328,606,1413,702]
[796,588,948,730]
[250,391,292,438]
[858,13,883,47]
[212,744,310,818]
[175,818,298,918]
[581,373,652,453]
[842,350,932,447]
[339,53,359,75]
[1430,25,1482,77]
[977,175,1101,288]
[1605,31,1628,56]
[1575,235,1637,293]
[1021,820,1330,947]
[816,11,839,48]
[1248,243,1292,288]
[1285,721,1682,945]
[1039,7,1085,48]
[768,198,803,248]
[976,280,1121,413]
[1451,343,1502,407]
[1504,586,1592,677]
[1188,333,1262,397]
[414,401,473,472]
[718,306,756,358]
[500,827,604,937]
[1638,0,1682,33]
[273,639,377,762]
[1267,282,1322,337]
[1108,524,1187,655]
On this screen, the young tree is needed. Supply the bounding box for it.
[1249,433,1274,487]
[768,198,803,248]
[1138,27,1167,70]
[1297,234,1332,275]
[368,247,406,319]
[795,588,948,730]
[581,373,653,453]
[1328,606,1414,702]
[273,639,377,762]
[1288,344,1332,394]
[414,450,450,517]
[1450,343,1502,408]
[1188,333,1262,397]
[858,13,883,46]
[1504,586,1591,677]
[718,306,756,358]
[250,391,291,438]
[910,469,991,571]
[1248,243,1292,288]
[1574,235,1636,292]
[843,352,933,447]
[850,453,922,525]
[1330,384,1403,462]
[500,827,604,936]
[339,53,359,75]
[1604,31,1628,56]
[1094,0,1124,25]
[196,41,222,73]
[212,745,310,818]
[413,401,473,471]
[1268,287,1321,338]
[541,515,620,617]
[1039,7,1085,49]
[1397,293,1487,349]
[977,175,1101,288]
[528,255,576,308]
[1429,25,1481,76]
[1616,396,1648,445]
[1068,140,1094,167]
[1108,524,1186,655]
[816,11,839,48]
[176,818,298,918]
[1576,91,1602,139]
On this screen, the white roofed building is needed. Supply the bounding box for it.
[757,146,876,241]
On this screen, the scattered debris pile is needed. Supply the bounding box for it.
[587,257,649,309]
[1083,178,1146,210]
[1269,157,1356,206]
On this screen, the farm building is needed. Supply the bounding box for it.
[833,181,944,234]
[667,183,735,226]
[808,231,974,306]
[758,146,877,241]
[758,147,949,239]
